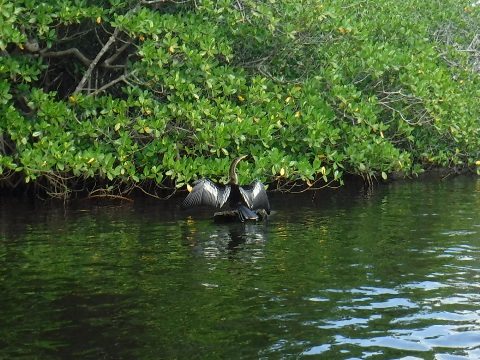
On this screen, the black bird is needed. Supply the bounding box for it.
[180,156,270,221]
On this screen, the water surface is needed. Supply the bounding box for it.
[1,177,480,359]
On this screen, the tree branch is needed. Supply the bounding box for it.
[74,27,121,95]
[86,70,137,98]
[41,48,92,67]
[104,39,132,67]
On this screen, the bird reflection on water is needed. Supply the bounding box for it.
[183,220,268,260]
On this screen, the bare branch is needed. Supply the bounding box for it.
[41,48,92,67]
[74,27,121,95]
[104,39,133,67]
[86,69,137,98]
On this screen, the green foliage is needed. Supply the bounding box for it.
[0,0,479,197]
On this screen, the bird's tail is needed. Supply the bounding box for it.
[237,205,258,222]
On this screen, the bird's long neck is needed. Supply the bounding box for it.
[228,157,244,185]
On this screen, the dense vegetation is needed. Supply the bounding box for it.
[1,0,479,198]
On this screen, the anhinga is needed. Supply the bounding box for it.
[180,156,270,221]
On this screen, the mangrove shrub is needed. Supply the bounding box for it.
[0,0,479,198]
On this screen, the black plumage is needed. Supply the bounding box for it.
[180,156,270,221]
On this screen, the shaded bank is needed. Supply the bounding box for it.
[1,167,475,203]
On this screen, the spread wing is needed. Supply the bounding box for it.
[238,180,270,214]
[181,178,231,210]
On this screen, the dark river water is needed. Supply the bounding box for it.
[1,176,480,359]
